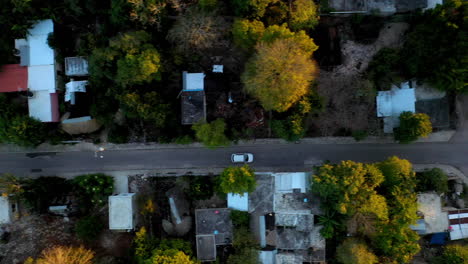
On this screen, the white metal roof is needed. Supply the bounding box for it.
[109,193,135,230]
[183,71,205,91]
[28,65,55,92]
[27,20,54,66]
[376,84,416,118]
[0,196,12,224]
[274,173,309,193]
[65,57,89,76]
[227,193,248,211]
[259,250,276,264]
[28,90,54,122]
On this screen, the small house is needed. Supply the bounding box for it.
[448,209,468,240]
[64,57,89,76]
[181,71,206,125]
[0,196,15,224]
[109,193,136,231]
[195,208,233,262]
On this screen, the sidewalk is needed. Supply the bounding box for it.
[0,130,456,153]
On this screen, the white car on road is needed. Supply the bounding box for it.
[231,153,254,163]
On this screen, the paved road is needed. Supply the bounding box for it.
[0,142,467,176]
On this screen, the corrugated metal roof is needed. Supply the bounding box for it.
[183,71,205,91]
[109,193,135,230]
[274,173,309,193]
[65,57,89,76]
[0,64,28,93]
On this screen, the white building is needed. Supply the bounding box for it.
[109,193,137,231]
[0,196,14,224]
[15,19,59,122]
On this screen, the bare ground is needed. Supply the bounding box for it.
[310,22,409,136]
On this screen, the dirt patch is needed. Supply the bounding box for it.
[310,22,409,136]
[0,215,78,264]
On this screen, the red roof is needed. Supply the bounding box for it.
[0,64,28,93]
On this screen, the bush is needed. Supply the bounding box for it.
[352,130,368,141]
[336,238,378,264]
[75,215,104,242]
[230,210,250,228]
[394,112,432,144]
[22,176,72,213]
[416,168,449,194]
[192,119,230,149]
[271,115,306,142]
[108,124,129,144]
[186,176,214,200]
[73,174,114,207]
[174,135,193,145]
[431,244,468,264]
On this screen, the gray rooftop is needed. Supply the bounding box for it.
[196,235,217,262]
[275,213,314,232]
[65,57,89,76]
[249,173,274,214]
[195,208,233,245]
[274,192,322,215]
[276,228,314,250]
[181,91,206,125]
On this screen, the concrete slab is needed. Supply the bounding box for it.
[417,193,448,234]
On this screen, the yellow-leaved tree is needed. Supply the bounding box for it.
[242,37,318,112]
[336,238,379,264]
[31,246,94,264]
[148,249,197,264]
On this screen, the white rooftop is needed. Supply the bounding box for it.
[28,90,57,122]
[183,71,205,91]
[227,192,249,212]
[28,65,55,92]
[376,82,416,118]
[0,196,12,224]
[65,57,89,76]
[259,250,276,264]
[109,193,136,230]
[274,173,309,193]
[449,210,468,240]
[27,20,54,66]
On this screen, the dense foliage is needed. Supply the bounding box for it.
[230,210,250,228]
[416,168,449,194]
[242,36,318,112]
[312,157,420,263]
[431,244,468,264]
[394,112,432,144]
[218,165,256,195]
[73,174,114,207]
[192,119,230,148]
[227,227,259,264]
[75,215,104,242]
[336,238,378,264]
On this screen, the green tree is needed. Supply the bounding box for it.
[232,19,265,50]
[394,112,432,144]
[416,168,449,194]
[289,0,319,30]
[89,31,161,88]
[0,114,47,147]
[0,173,25,200]
[218,165,256,195]
[401,0,468,92]
[376,156,416,194]
[261,24,318,53]
[367,48,401,90]
[432,244,468,264]
[73,174,114,207]
[336,238,378,264]
[372,222,420,264]
[192,119,230,148]
[119,91,170,126]
[227,227,259,264]
[230,0,276,18]
[242,37,318,112]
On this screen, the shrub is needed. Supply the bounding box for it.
[230,210,250,228]
[192,119,230,148]
[186,176,214,200]
[336,238,378,264]
[73,174,114,207]
[394,112,432,144]
[108,124,129,144]
[416,168,449,194]
[22,176,72,213]
[174,135,193,145]
[352,130,368,141]
[75,215,104,242]
[431,244,468,264]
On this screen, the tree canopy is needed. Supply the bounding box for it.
[336,238,378,264]
[289,0,319,30]
[416,168,449,194]
[242,37,318,112]
[31,246,94,264]
[218,165,256,195]
[432,244,468,264]
[394,112,432,144]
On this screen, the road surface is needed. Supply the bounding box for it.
[0,142,467,176]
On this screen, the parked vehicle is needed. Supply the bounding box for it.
[231,153,254,163]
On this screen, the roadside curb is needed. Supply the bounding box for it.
[0,130,456,153]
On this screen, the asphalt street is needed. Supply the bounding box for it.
[0,142,467,176]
